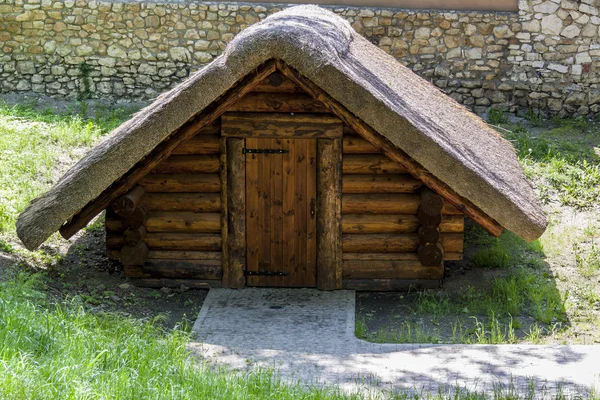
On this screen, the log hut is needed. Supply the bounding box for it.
[16,6,547,291]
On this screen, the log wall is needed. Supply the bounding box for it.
[105,71,465,290]
[340,125,464,291]
[106,119,224,288]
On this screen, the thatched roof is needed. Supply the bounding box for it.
[17,5,547,250]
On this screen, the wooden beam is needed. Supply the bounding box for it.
[143,259,222,280]
[342,154,407,174]
[226,138,246,288]
[145,233,221,251]
[59,60,277,239]
[138,174,220,193]
[276,61,504,237]
[151,155,220,174]
[144,212,221,233]
[316,138,342,290]
[148,250,221,260]
[219,136,230,287]
[227,92,328,113]
[171,135,220,155]
[342,174,422,194]
[111,186,145,217]
[142,193,220,212]
[342,260,444,280]
[221,112,343,139]
[120,241,149,266]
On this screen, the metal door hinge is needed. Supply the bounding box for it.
[243,148,289,154]
[244,270,289,277]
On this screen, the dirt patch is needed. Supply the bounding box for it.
[2,222,207,331]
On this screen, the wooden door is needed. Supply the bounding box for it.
[245,138,317,287]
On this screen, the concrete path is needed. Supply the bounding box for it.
[190,288,600,397]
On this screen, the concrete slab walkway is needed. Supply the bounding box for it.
[190,288,600,397]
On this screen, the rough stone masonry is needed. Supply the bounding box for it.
[0,0,598,117]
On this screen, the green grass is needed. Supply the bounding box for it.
[0,272,359,399]
[499,120,600,209]
[0,101,131,233]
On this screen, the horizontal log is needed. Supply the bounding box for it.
[342,175,422,194]
[105,217,124,232]
[342,194,463,216]
[342,252,419,261]
[253,72,304,93]
[120,241,149,266]
[138,174,220,193]
[130,278,222,289]
[342,260,444,280]
[143,259,222,280]
[145,212,221,233]
[440,232,464,253]
[342,214,464,234]
[228,92,328,113]
[342,233,462,253]
[106,233,124,248]
[343,214,419,234]
[342,154,407,174]
[171,135,220,155]
[193,119,221,135]
[343,135,380,154]
[151,155,220,174]
[343,234,419,253]
[418,242,444,267]
[143,193,221,212]
[124,265,144,278]
[111,186,145,217]
[148,250,221,260]
[342,194,420,214]
[124,225,147,244]
[122,204,148,228]
[342,279,441,291]
[145,233,221,251]
[444,252,463,261]
[221,112,343,138]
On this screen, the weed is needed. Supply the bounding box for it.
[0,239,14,253]
[487,107,508,125]
[355,318,368,339]
[525,108,543,127]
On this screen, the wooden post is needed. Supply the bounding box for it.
[219,137,230,287]
[226,138,246,288]
[317,137,342,290]
[417,187,444,267]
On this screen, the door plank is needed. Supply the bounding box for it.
[245,138,260,284]
[270,138,284,287]
[282,138,296,286]
[295,139,308,285]
[305,140,318,287]
[258,138,272,286]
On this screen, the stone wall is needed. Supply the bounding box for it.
[0,0,598,116]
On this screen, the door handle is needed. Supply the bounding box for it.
[310,198,316,219]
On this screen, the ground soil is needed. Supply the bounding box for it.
[2,222,207,331]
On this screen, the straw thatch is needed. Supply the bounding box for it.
[17,5,546,250]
